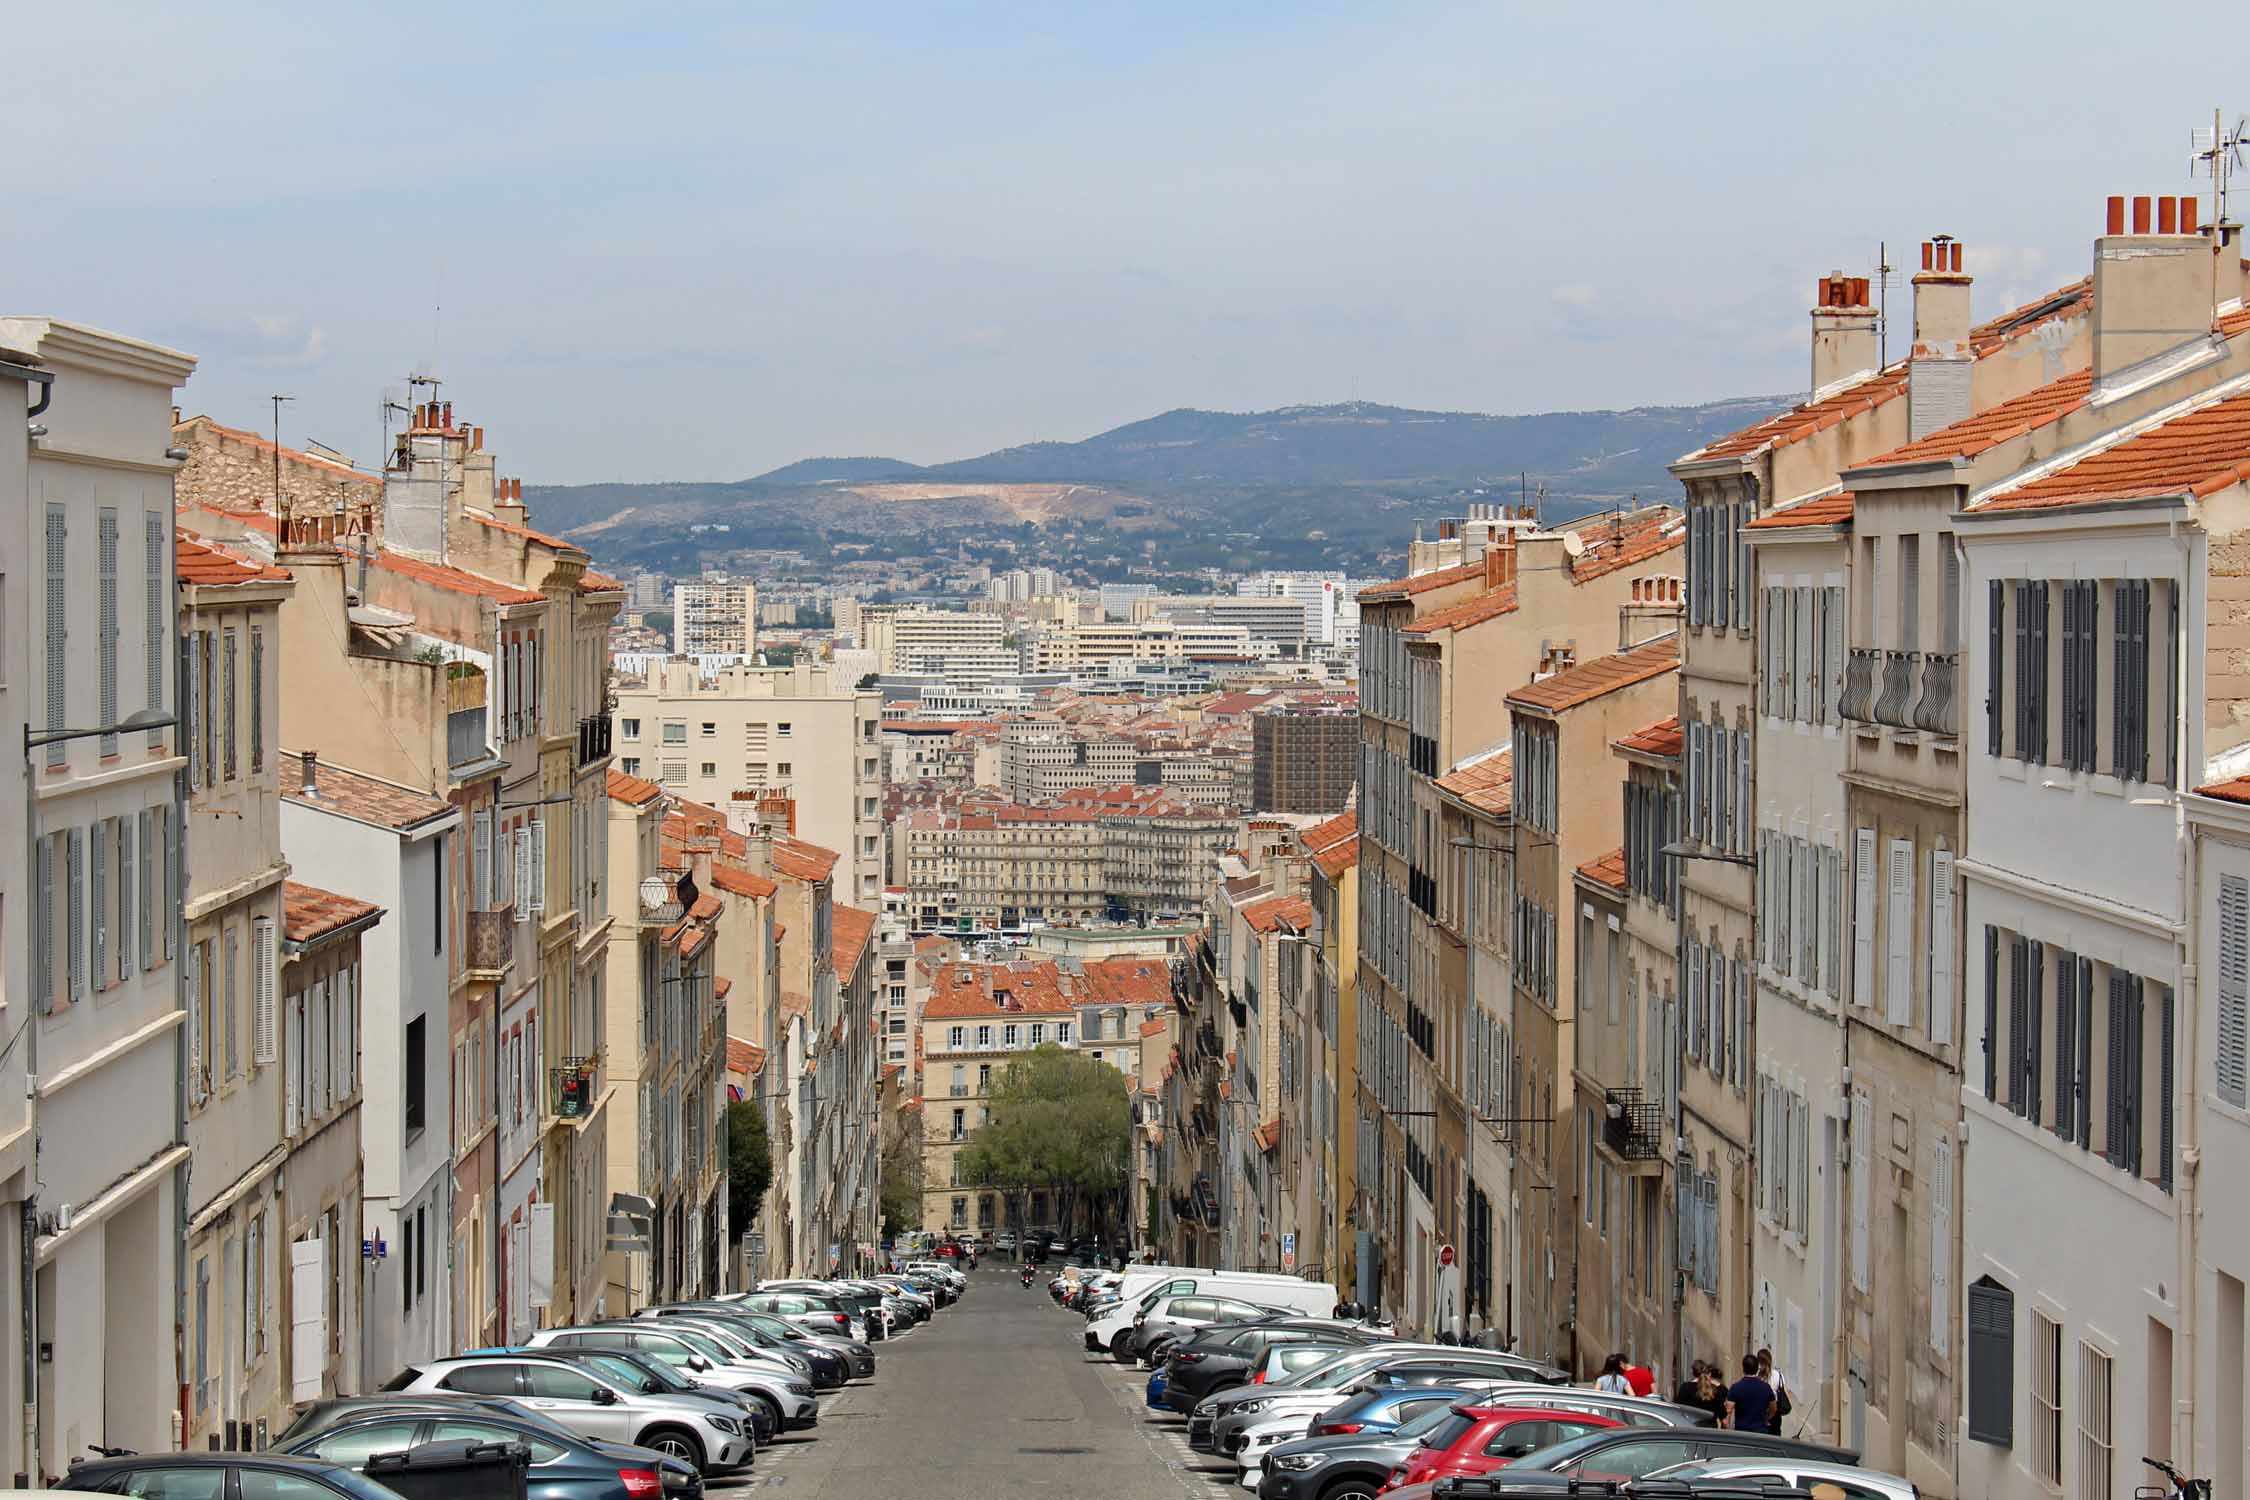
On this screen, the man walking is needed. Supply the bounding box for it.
[1724,1354,1774,1432]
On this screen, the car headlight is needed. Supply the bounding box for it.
[703,1415,741,1435]
[1269,1453,1330,1472]
[1235,1399,1273,1415]
[787,1381,816,1396]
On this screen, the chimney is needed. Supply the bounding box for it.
[300,749,318,796]
[1908,238,1974,440]
[1482,529,1517,591]
[1810,273,1880,397]
[2093,193,2214,386]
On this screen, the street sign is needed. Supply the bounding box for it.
[1437,1243,1457,1269]
[1280,1232,1296,1270]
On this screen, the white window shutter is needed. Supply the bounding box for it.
[1851,1090,1872,1290]
[515,829,533,922]
[1886,837,1915,1026]
[145,512,166,735]
[118,815,135,981]
[1713,726,1730,851]
[474,809,494,909]
[531,818,547,916]
[186,944,204,1099]
[1930,1134,1954,1352]
[254,918,277,1065]
[91,821,108,988]
[44,505,67,763]
[1689,724,1707,841]
[66,827,85,1001]
[1852,827,1878,1007]
[163,808,178,960]
[289,1236,325,1402]
[1737,731,1753,855]
[286,995,303,1137]
[1929,851,1956,1045]
[34,837,54,1014]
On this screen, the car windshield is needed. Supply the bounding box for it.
[1268,1348,1368,1388]
[1391,1405,1458,1440]
[1419,1412,1477,1450]
[579,1353,662,1390]
[658,1326,731,1361]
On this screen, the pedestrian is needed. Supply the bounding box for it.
[1757,1347,1792,1434]
[1677,1362,1728,1426]
[1594,1353,1632,1395]
[1621,1352,1656,1398]
[1725,1353,1775,1432]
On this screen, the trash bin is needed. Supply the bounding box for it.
[365,1439,532,1500]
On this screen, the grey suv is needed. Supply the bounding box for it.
[387,1353,753,1471]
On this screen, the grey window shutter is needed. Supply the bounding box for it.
[2060,582,2080,769]
[2013,581,2031,760]
[1988,580,2007,756]
[145,512,166,738]
[98,509,119,757]
[66,826,84,1001]
[163,807,178,960]
[2159,983,2176,1191]
[2111,971,2144,1175]
[2107,970,2130,1169]
[117,815,133,981]
[1714,501,1731,630]
[2031,581,2050,763]
[138,808,155,972]
[1983,926,2000,1099]
[185,632,202,786]
[1967,1278,2016,1446]
[2076,957,2095,1150]
[2053,952,2077,1141]
[251,627,265,774]
[2165,581,2181,785]
[91,821,108,987]
[45,505,67,765]
[2220,874,2248,1107]
[2025,941,2043,1123]
[2006,935,2028,1113]
[34,837,53,1014]
[2130,579,2151,781]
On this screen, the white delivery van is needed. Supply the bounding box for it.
[1083,1270,1339,1355]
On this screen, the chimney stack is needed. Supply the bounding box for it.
[1810,273,1880,396]
[1482,529,1517,591]
[2093,193,2214,386]
[1908,237,1974,440]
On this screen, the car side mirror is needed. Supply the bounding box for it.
[592,1388,619,1405]
[688,1356,711,1371]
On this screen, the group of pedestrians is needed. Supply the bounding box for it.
[1654,1349,1792,1432]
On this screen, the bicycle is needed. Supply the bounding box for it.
[2140,1455,2212,1499]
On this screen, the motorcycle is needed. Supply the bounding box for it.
[1020,1265,1037,1288]
[2143,1456,2212,1499]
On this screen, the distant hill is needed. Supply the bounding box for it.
[525,394,1790,576]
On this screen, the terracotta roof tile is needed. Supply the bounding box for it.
[1082,956,1174,1008]
[1614,714,1683,758]
[727,1038,768,1075]
[1401,584,1518,635]
[1300,809,1359,879]
[771,836,840,883]
[1435,746,1512,817]
[833,903,876,975]
[1745,490,1857,530]
[1252,1121,1281,1154]
[1977,388,2250,512]
[712,862,778,900]
[606,770,664,806]
[1140,1016,1171,1038]
[177,532,292,587]
[1859,368,2093,470]
[1507,636,1679,714]
[1239,894,1313,934]
[282,880,382,945]
[282,753,454,829]
[579,570,624,593]
[471,511,584,553]
[922,960,1082,1019]
[370,549,544,606]
[1357,558,1486,603]
[1576,847,1628,892]
[1567,507,1684,583]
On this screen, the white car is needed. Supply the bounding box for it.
[1231,1411,1319,1489]
[1651,1457,1920,1500]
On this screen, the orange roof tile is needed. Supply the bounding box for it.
[1140,1016,1171,1038]
[1614,714,1683,758]
[580,570,624,593]
[2197,775,2250,804]
[1977,389,2250,512]
[1357,558,1486,603]
[1745,490,1857,531]
[1252,1121,1281,1154]
[1576,847,1628,892]
[1568,507,1684,583]
[1860,368,2094,471]
[1435,747,1512,817]
[1402,584,1518,635]
[470,511,584,553]
[727,1038,768,1076]
[606,770,663,806]
[283,752,454,829]
[771,836,840,883]
[1507,636,1679,714]
[177,532,292,587]
[1082,956,1174,1008]
[922,960,1082,1019]
[833,903,877,976]
[712,862,778,900]
[1240,894,1314,934]
[1312,835,1360,877]
[282,880,382,945]
[370,549,544,605]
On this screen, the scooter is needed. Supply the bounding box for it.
[1020,1265,1038,1288]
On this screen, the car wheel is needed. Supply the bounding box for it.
[1110,1329,1135,1359]
[748,1393,785,1435]
[639,1426,707,1472]
[1316,1478,1383,1500]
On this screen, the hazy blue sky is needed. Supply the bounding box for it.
[8,3,2237,481]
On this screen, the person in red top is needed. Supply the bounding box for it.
[1621,1352,1656,1397]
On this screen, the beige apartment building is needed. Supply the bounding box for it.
[1027,620,1259,672]
[862,605,1012,682]
[671,579,757,657]
[999,721,1140,801]
[957,806,1105,927]
[613,660,884,904]
[1303,812,1361,1296]
[919,961,1081,1232]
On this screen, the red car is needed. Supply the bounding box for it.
[934,1242,962,1258]
[1380,1406,1623,1491]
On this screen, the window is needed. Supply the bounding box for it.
[404,1015,428,1136]
[701,762,717,777]
[2080,1342,2115,1500]
[2031,1311,2064,1485]
[222,627,239,779]
[111,1471,225,1500]
[778,722,793,737]
[97,509,119,755]
[43,504,64,764]
[621,718,641,738]
[662,722,686,744]
[947,1025,964,1050]
[525,1364,606,1400]
[300,1421,429,1466]
[440,1363,522,1395]
[425,1422,566,1464]
[621,757,641,775]
[700,722,716,737]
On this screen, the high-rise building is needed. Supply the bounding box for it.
[673,579,758,656]
[1251,706,1358,813]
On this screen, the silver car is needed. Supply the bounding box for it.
[527,1325,819,1434]
[1651,1456,1919,1499]
[388,1353,753,1471]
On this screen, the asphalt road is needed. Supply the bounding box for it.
[743,1264,1230,1499]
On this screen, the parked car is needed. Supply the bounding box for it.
[649,1307,852,1387]
[1649,1456,1919,1500]
[711,1308,878,1378]
[1502,1425,1860,1484]
[1307,1386,1510,1439]
[733,1290,865,1341]
[383,1353,755,1472]
[1384,1406,1626,1490]
[1130,1293,1293,1366]
[1253,1401,1464,1500]
[278,1403,715,1500]
[1164,1322,1382,1409]
[994,1231,1018,1252]
[1203,1351,1574,1455]
[523,1347,777,1445]
[524,1327,818,1435]
[58,1452,431,1500]
[635,1315,820,1382]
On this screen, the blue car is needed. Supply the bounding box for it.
[1302,1383,1485,1437]
[1146,1367,1169,1410]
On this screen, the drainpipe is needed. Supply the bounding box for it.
[2173,512,2201,1480]
[170,463,192,1453]
[19,671,37,1482]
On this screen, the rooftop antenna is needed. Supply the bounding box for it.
[1875,242,1898,369]
[2192,108,2248,226]
[269,394,294,522]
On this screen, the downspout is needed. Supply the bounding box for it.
[16,362,52,1483]
[2173,511,2201,1480]
[170,471,192,1454]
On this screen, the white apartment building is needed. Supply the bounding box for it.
[1138,595,1308,650]
[5,317,196,1475]
[1027,621,1262,673]
[672,579,757,657]
[1239,571,1346,644]
[613,661,884,904]
[863,607,1011,684]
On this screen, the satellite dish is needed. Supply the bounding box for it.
[1562,531,1587,558]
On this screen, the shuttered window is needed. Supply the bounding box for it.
[137,808,157,970]
[1930,1133,1953,1353]
[515,829,534,924]
[2060,580,2094,771]
[1966,1277,2015,1446]
[222,629,239,781]
[2115,578,2151,782]
[1849,1089,1870,1291]
[186,942,205,1102]
[1712,725,1730,852]
[66,827,84,1002]
[1983,925,2001,1099]
[1714,501,1731,630]
[184,633,202,786]
[2158,983,2176,1193]
[254,917,277,1066]
[1737,731,1752,856]
[1987,579,2007,756]
[1885,837,1914,1027]
[145,512,166,745]
[45,505,66,765]
[2054,951,2082,1142]
[117,816,134,982]
[1852,827,1877,1005]
[90,819,108,988]
[531,817,548,915]
[2019,581,2049,763]
[33,836,53,1013]
[224,923,241,1080]
[1688,723,1708,842]
[2107,970,2144,1175]
[97,509,119,757]
[1929,849,1955,1045]
[250,626,265,774]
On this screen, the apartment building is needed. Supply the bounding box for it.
[600,769,673,1307]
[177,534,296,1449]
[1098,796,1242,921]
[1136,594,1309,650]
[1027,620,1260,673]
[999,721,1139,801]
[3,317,197,1475]
[1252,707,1358,814]
[862,606,1012,683]
[613,660,884,904]
[920,961,1081,1232]
[1301,811,1361,1298]
[672,578,758,657]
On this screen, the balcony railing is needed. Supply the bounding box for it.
[578,715,613,767]
[550,1056,598,1119]
[1602,1087,1663,1161]
[1913,652,1959,735]
[1840,647,1879,723]
[1872,649,1917,727]
[466,905,514,977]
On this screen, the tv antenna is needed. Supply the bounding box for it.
[269,394,294,519]
[2192,108,2248,225]
[1875,242,1898,368]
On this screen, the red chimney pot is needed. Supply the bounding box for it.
[2134,196,2153,234]
[2107,196,2127,235]
[1921,242,1934,271]
[2184,196,2203,234]
[1950,242,1962,273]
[2160,197,2179,235]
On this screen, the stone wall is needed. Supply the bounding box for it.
[174,413,382,521]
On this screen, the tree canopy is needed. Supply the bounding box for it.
[955,1045,1131,1235]
[726,1100,773,1238]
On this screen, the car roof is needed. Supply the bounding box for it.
[72,1456,348,1474]
[1670,1456,1909,1484]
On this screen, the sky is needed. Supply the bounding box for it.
[7,3,2242,482]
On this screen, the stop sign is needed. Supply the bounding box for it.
[1438,1244,1456,1269]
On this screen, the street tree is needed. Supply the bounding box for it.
[726,1099,773,1239]
[955,1045,1130,1242]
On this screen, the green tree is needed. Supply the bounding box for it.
[726,1100,773,1238]
[879,1111,925,1238]
[956,1046,1131,1242]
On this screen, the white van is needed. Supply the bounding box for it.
[1082,1270,1339,1355]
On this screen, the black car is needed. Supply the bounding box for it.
[647,1307,849,1388]
[1503,1426,1859,1484]
[718,1308,878,1380]
[275,1396,711,1500]
[60,1452,439,1500]
[1255,1403,1459,1500]
[1165,1322,1379,1408]
[276,1407,712,1500]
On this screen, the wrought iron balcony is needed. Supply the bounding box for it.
[1602,1087,1663,1161]
[578,714,613,767]
[550,1056,598,1119]
[1873,650,1919,727]
[1840,647,1879,723]
[1913,652,1959,735]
